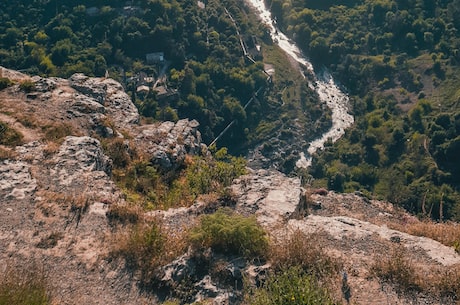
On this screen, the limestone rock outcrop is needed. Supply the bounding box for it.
[135,119,205,170]
[69,73,139,129]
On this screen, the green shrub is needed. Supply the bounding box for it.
[189,208,268,259]
[0,263,50,305]
[186,148,246,196]
[246,266,334,305]
[114,222,166,271]
[102,137,131,168]
[113,147,245,210]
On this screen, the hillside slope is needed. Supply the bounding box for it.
[1,68,460,304]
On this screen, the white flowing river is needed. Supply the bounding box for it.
[245,0,354,168]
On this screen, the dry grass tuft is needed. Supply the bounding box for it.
[0,121,23,146]
[0,146,17,160]
[0,262,50,305]
[370,246,422,294]
[390,220,460,250]
[43,141,61,157]
[42,123,74,143]
[110,220,188,284]
[107,204,142,225]
[430,265,460,302]
[269,229,341,280]
[36,232,64,249]
[371,245,460,302]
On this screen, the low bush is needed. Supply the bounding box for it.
[102,137,132,169]
[112,146,246,210]
[0,263,50,305]
[186,149,246,196]
[189,208,268,259]
[245,266,335,305]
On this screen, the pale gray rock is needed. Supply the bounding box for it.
[69,73,139,129]
[135,119,204,170]
[232,169,302,227]
[0,160,37,200]
[48,136,113,194]
[31,76,59,92]
[70,94,106,114]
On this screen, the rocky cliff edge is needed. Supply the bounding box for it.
[1,67,460,304]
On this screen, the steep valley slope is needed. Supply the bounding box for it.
[1,67,460,304]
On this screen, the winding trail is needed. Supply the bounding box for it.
[245,0,354,168]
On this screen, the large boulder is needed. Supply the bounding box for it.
[69,74,139,129]
[135,119,205,171]
[0,160,37,200]
[231,169,303,227]
[48,136,114,196]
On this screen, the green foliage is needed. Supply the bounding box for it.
[246,266,335,305]
[111,142,246,210]
[186,148,246,196]
[189,208,268,259]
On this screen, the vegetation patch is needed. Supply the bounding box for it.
[42,123,74,143]
[370,246,422,294]
[0,147,17,160]
[18,80,35,93]
[111,220,187,284]
[0,263,50,305]
[245,266,335,305]
[110,143,246,210]
[269,230,341,280]
[189,208,268,259]
[390,220,460,251]
[106,204,141,226]
[0,77,13,90]
[0,121,23,147]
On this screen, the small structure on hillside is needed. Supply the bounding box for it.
[86,7,100,16]
[136,85,150,99]
[146,52,165,64]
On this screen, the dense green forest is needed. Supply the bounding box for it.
[269,0,460,220]
[3,0,460,220]
[0,0,328,155]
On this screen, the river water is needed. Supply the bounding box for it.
[245,0,354,168]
